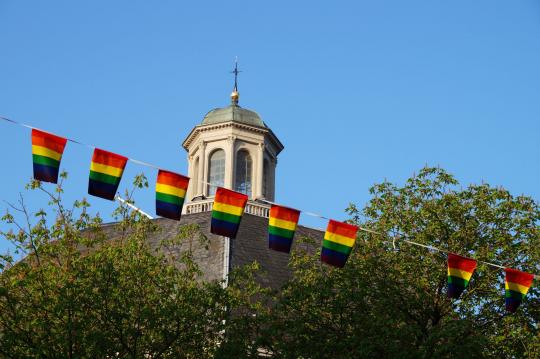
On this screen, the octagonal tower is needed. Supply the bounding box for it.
[182,85,283,204]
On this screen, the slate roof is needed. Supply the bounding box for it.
[99,212,324,289]
[231,213,324,289]
[98,212,224,283]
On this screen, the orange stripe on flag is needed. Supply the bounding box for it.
[270,205,300,222]
[157,170,189,188]
[92,148,128,169]
[326,219,357,239]
[215,187,248,207]
[31,129,67,154]
[505,268,534,288]
[448,253,477,273]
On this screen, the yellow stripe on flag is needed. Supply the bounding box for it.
[213,202,244,216]
[156,183,186,198]
[448,268,474,281]
[505,281,530,294]
[324,232,355,247]
[32,145,62,161]
[90,162,124,177]
[269,217,297,231]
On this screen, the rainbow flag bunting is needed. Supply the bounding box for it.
[211,187,248,239]
[88,148,128,200]
[321,220,358,268]
[155,170,189,220]
[268,205,300,253]
[505,268,534,313]
[447,253,477,299]
[31,129,68,184]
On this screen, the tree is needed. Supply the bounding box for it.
[2,168,539,358]
[258,167,540,358]
[0,173,260,358]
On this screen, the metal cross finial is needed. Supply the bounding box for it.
[230,57,241,91]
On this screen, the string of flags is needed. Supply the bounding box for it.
[1,115,538,313]
[447,253,477,299]
[505,268,534,313]
[211,188,248,238]
[89,149,128,201]
[321,220,358,268]
[155,170,189,221]
[268,205,300,253]
[31,129,68,184]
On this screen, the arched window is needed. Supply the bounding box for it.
[207,150,225,196]
[235,150,252,197]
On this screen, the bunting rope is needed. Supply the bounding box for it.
[259,197,527,275]
[1,116,161,169]
[0,115,537,279]
[196,184,533,277]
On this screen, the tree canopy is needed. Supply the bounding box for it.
[0,168,539,358]
[0,174,264,358]
[258,167,540,358]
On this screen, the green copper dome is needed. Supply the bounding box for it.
[201,104,266,128]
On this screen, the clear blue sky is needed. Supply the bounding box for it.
[1,1,539,248]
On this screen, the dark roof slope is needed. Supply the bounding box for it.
[99,212,324,289]
[231,214,324,289]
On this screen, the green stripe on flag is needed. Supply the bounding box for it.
[268,225,295,239]
[33,154,60,168]
[505,290,526,300]
[156,192,184,205]
[89,170,121,185]
[322,239,352,255]
[212,210,241,224]
[448,276,469,288]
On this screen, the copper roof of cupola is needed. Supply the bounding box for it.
[183,60,284,152]
[200,104,266,128]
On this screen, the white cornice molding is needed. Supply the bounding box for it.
[182,122,284,154]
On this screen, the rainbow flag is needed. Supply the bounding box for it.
[447,253,477,299]
[155,170,189,220]
[321,220,358,268]
[31,129,68,184]
[88,148,128,200]
[505,268,534,313]
[211,187,248,238]
[268,205,300,253]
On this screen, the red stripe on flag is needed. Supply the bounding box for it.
[326,220,358,239]
[91,148,128,168]
[270,205,300,222]
[215,187,248,207]
[448,253,477,273]
[31,129,67,154]
[157,170,189,188]
[505,268,534,287]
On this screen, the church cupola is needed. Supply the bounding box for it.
[182,62,283,203]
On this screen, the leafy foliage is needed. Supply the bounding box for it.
[257,167,540,358]
[0,173,259,358]
[1,168,539,358]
